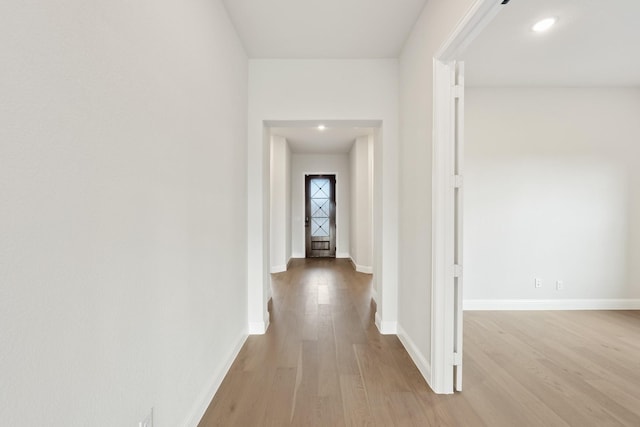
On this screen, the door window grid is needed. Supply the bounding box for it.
[310,179,330,237]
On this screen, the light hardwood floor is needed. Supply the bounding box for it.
[198,258,640,426]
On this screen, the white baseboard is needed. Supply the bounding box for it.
[397,324,432,388]
[271,257,295,273]
[270,265,286,274]
[371,287,378,304]
[292,252,305,258]
[336,252,350,259]
[248,319,270,335]
[182,332,247,427]
[375,312,397,334]
[355,264,373,274]
[464,299,640,311]
[348,257,373,274]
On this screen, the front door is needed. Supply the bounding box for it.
[305,175,336,258]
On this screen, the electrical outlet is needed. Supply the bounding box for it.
[534,278,542,288]
[556,280,564,291]
[139,408,153,427]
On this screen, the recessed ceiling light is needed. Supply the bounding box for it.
[532,17,557,33]
[317,124,326,131]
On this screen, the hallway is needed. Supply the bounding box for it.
[198,259,640,426]
[198,259,449,426]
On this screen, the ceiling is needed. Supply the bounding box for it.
[268,120,376,154]
[229,1,640,152]
[221,0,428,58]
[463,0,640,87]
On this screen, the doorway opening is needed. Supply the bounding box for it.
[305,174,336,258]
[257,118,396,337]
[446,0,640,404]
[266,120,378,278]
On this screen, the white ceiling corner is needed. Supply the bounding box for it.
[222,0,428,58]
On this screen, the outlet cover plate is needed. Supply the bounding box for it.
[139,408,153,427]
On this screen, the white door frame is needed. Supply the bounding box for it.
[431,0,505,394]
[256,119,393,334]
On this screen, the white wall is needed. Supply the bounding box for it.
[349,136,374,273]
[464,88,640,307]
[270,136,292,272]
[291,154,351,258]
[398,0,476,381]
[0,1,247,426]
[248,59,399,334]
[286,143,292,266]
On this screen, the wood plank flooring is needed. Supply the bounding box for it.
[198,258,640,426]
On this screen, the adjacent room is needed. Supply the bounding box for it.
[456,0,640,424]
[463,0,640,309]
